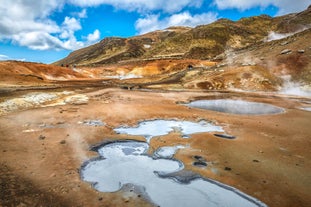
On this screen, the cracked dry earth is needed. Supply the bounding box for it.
[0,87,310,207]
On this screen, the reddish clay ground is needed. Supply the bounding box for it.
[0,87,310,207]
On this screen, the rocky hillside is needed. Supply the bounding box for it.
[0,61,86,86]
[55,6,311,67]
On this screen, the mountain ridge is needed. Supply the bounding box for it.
[54,6,311,67]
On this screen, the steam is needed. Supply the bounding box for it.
[105,73,142,80]
[67,129,88,161]
[266,32,293,42]
[266,26,310,42]
[222,49,236,65]
[279,75,311,97]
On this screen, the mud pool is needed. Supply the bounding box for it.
[185,99,284,115]
[114,119,224,142]
[81,141,267,207]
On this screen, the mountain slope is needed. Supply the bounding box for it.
[55,6,311,67]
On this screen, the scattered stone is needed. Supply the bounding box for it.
[297,50,305,53]
[193,161,207,167]
[79,120,105,126]
[194,155,203,160]
[253,159,260,163]
[280,49,292,55]
[193,155,207,167]
[38,135,46,140]
[124,198,130,203]
[60,140,66,144]
[214,134,236,139]
[224,167,232,171]
[98,197,103,201]
[280,41,288,46]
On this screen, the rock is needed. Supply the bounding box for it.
[214,134,236,139]
[60,140,66,144]
[253,159,260,162]
[64,94,89,105]
[224,167,232,171]
[280,49,292,55]
[297,50,305,53]
[193,155,203,160]
[193,161,207,167]
[38,135,46,140]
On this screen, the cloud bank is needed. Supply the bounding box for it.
[69,0,203,13]
[135,12,218,34]
[213,0,310,15]
[0,1,100,51]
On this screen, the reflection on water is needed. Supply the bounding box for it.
[114,119,224,142]
[81,141,267,207]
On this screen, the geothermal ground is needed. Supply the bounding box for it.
[1,6,311,206]
[0,79,310,206]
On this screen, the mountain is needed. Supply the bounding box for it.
[1,6,310,93]
[55,6,311,67]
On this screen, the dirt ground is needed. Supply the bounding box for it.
[0,86,310,207]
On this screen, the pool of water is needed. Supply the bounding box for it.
[185,99,284,115]
[81,141,267,207]
[154,145,186,159]
[300,107,311,112]
[114,119,224,142]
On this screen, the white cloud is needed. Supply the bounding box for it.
[213,0,310,15]
[77,9,88,18]
[0,54,25,61]
[62,17,82,31]
[0,0,98,51]
[135,14,162,34]
[87,29,101,42]
[0,54,9,61]
[69,0,203,13]
[135,12,218,34]
[12,32,64,50]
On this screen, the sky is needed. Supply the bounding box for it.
[0,0,310,64]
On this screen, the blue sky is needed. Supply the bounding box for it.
[0,0,309,64]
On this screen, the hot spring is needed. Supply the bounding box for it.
[185,99,284,115]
